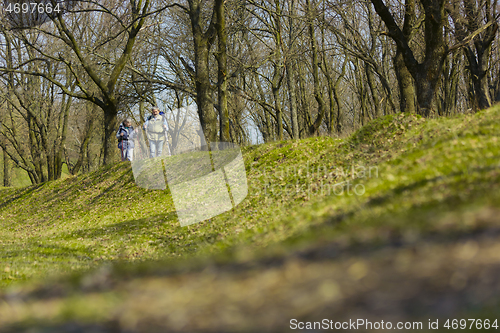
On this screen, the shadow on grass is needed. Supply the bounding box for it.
[0,242,95,260]
[366,164,500,208]
[0,185,44,211]
[68,212,179,240]
[87,169,136,206]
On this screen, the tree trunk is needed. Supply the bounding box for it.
[456,0,498,111]
[306,0,327,135]
[393,49,416,113]
[466,46,493,110]
[103,103,119,165]
[272,0,284,140]
[286,61,299,139]
[195,47,217,145]
[72,116,95,175]
[333,59,346,134]
[2,144,11,187]
[365,63,380,117]
[2,31,13,187]
[27,112,44,184]
[414,72,436,117]
[189,0,218,145]
[438,51,460,116]
[320,17,338,135]
[287,0,299,139]
[272,79,283,140]
[297,62,310,138]
[370,0,447,117]
[215,0,229,143]
[54,93,73,179]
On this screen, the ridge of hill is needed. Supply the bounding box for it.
[1,106,500,332]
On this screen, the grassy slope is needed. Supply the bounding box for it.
[1,107,500,331]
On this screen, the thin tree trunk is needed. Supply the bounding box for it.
[272,0,284,140]
[2,144,11,187]
[333,59,346,134]
[287,0,299,139]
[72,116,95,175]
[365,63,380,117]
[286,61,299,139]
[306,0,326,135]
[272,79,283,140]
[297,62,310,137]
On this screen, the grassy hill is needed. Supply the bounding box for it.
[1,106,500,332]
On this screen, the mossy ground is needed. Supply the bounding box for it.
[1,107,500,332]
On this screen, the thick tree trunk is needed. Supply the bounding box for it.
[370,0,447,117]
[189,0,217,145]
[466,47,493,110]
[456,0,498,111]
[103,104,119,165]
[215,0,229,143]
[414,72,436,117]
[196,47,217,144]
[393,49,416,113]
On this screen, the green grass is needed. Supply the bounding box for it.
[1,107,500,332]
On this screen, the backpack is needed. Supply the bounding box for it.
[145,113,168,135]
[116,125,124,143]
[146,111,165,121]
[117,124,133,143]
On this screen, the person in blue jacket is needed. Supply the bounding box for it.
[116,118,138,161]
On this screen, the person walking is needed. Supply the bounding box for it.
[116,118,138,162]
[144,107,168,158]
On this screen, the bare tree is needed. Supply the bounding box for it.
[0,28,78,183]
[449,0,498,110]
[0,0,155,164]
[370,0,449,116]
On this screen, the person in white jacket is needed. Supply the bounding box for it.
[143,107,169,158]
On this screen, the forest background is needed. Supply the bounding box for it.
[0,0,499,186]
